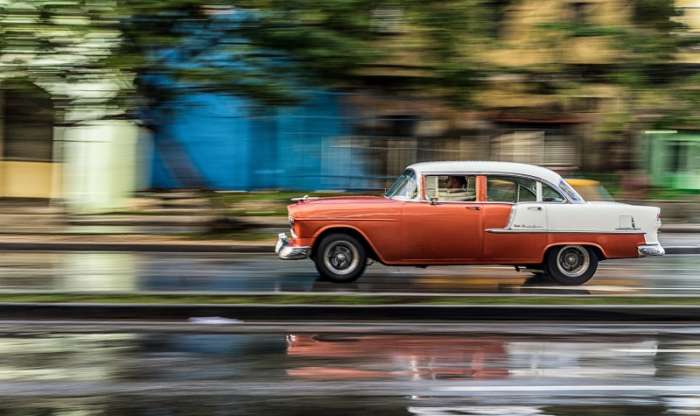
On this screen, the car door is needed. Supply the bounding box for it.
[481,175,548,263]
[400,174,483,262]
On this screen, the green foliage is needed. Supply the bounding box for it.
[633,0,684,30]
[0,0,500,116]
[1,0,696,126]
[539,0,699,131]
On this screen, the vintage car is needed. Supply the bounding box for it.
[275,161,664,285]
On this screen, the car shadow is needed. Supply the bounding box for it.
[516,273,592,295]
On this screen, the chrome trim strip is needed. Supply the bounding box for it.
[486,228,646,234]
[295,218,398,222]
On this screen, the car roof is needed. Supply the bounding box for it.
[406,161,564,186]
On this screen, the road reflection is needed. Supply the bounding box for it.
[0,330,693,415]
[287,334,509,380]
[285,334,657,381]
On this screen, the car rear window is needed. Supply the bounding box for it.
[559,179,583,203]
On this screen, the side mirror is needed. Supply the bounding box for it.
[430,197,439,205]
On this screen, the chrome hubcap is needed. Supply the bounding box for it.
[323,241,359,275]
[556,246,590,278]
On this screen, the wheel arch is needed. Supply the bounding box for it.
[312,225,383,263]
[542,243,606,262]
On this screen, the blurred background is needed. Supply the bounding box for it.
[0,4,700,414]
[0,0,698,232]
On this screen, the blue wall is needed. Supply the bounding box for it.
[150,90,373,190]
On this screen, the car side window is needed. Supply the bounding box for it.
[425,175,477,202]
[541,183,567,203]
[487,176,537,203]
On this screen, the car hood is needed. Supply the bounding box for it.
[287,196,399,220]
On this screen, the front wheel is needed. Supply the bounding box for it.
[314,233,367,283]
[544,245,598,286]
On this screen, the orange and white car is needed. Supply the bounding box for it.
[275,161,664,285]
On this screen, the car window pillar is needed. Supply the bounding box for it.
[476,175,487,202]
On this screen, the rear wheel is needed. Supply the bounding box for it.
[314,233,367,283]
[544,245,598,286]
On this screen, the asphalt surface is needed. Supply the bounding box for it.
[0,249,700,295]
[0,322,695,415]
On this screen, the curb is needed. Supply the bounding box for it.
[0,242,271,253]
[665,246,700,255]
[660,225,700,233]
[3,303,700,321]
[0,241,696,254]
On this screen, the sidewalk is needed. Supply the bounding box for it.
[59,214,700,234]
[0,232,697,254]
[64,214,700,234]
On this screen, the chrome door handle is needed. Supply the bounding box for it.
[527,206,543,211]
[466,206,481,211]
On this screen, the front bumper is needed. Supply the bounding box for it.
[275,233,311,260]
[638,243,665,257]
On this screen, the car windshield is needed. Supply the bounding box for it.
[385,169,418,199]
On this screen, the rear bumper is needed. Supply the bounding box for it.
[275,233,310,260]
[638,243,665,257]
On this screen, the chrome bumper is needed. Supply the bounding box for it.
[638,243,665,257]
[275,233,310,260]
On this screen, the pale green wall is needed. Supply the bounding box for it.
[645,131,700,190]
[62,121,141,214]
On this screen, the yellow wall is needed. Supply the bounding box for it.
[0,161,61,198]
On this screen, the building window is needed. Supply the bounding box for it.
[2,81,54,162]
[570,1,593,24]
[669,141,688,173]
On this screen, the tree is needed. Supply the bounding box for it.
[531,0,700,169]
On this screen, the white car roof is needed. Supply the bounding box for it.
[406,161,564,186]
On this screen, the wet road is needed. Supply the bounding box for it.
[0,323,697,415]
[0,250,700,295]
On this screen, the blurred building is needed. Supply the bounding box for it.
[0,80,59,199]
[0,1,141,212]
[323,0,700,186]
[141,1,700,193]
[645,130,700,190]
[0,78,140,212]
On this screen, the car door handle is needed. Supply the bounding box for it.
[527,206,543,211]
[466,206,481,211]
